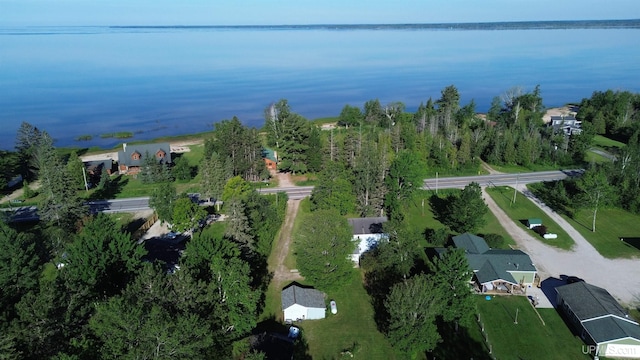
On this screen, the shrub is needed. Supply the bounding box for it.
[483,234,505,248]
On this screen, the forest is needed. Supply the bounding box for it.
[1,85,639,359]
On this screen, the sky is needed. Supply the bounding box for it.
[2,0,639,26]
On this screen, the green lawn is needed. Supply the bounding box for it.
[561,207,640,259]
[406,190,516,249]
[476,296,589,360]
[486,186,574,250]
[592,134,625,149]
[585,150,611,164]
[296,271,397,360]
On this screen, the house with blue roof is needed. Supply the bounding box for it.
[450,233,537,294]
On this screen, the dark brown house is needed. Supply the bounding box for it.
[117,143,172,175]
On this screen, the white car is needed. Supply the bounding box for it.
[330,300,337,314]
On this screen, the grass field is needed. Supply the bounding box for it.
[561,207,640,259]
[295,272,397,360]
[406,190,516,249]
[476,295,589,360]
[585,150,611,164]
[486,186,574,250]
[592,134,625,149]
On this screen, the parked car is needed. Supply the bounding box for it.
[330,300,337,314]
[566,276,584,284]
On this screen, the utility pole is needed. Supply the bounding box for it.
[514,307,519,324]
[512,173,519,204]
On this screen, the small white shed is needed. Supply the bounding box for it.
[282,283,326,321]
[526,218,543,229]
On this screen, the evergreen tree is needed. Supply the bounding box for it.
[431,248,475,327]
[65,152,86,190]
[224,199,255,248]
[36,133,87,231]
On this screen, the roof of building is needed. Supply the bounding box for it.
[453,233,490,254]
[263,148,277,162]
[117,143,171,167]
[84,159,112,172]
[468,250,537,284]
[550,115,578,122]
[527,218,542,224]
[347,217,388,235]
[556,282,630,321]
[281,284,326,310]
[452,233,536,285]
[583,316,640,344]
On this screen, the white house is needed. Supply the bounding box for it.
[282,283,326,321]
[347,216,388,265]
[550,115,582,136]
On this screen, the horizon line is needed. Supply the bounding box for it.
[5,18,640,28]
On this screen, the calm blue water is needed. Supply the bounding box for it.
[1,26,639,150]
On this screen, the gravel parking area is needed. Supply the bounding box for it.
[484,186,640,307]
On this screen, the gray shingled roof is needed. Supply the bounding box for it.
[556,282,629,321]
[583,317,640,344]
[347,217,387,235]
[453,233,490,254]
[281,284,326,310]
[117,143,172,167]
[452,234,536,285]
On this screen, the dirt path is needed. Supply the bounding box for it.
[268,199,303,287]
[480,159,503,175]
[275,172,294,188]
[483,186,640,306]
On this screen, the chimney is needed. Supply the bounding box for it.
[123,143,127,152]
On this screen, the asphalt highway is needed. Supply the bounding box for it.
[5,170,582,221]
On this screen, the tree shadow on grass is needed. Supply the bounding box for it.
[430,321,492,360]
[88,175,129,200]
[429,194,451,225]
[363,267,403,334]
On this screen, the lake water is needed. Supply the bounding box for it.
[1,25,639,150]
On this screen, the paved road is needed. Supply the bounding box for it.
[258,186,313,200]
[423,169,583,190]
[4,170,582,221]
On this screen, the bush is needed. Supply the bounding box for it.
[483,234,505,248]
[533,225,547,236]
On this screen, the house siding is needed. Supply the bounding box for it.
[284,304,307,321]
[306,307,326,320]
[509,271,535,285]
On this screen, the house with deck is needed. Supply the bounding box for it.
[556,281,640,359]
[450,233,537,294]
[117,143,172,175]
[347,216,388,266]
[263,148,277,171]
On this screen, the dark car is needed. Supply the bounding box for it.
[566,276,584,284]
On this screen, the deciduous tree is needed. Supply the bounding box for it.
[576,165,616,232]
[149,182,177,223]
[442,182,487,233]
[295,210,354,290]
[172,197,207,233]
[385,274,443,356]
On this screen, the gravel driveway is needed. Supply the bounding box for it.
[483,186,640,307]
